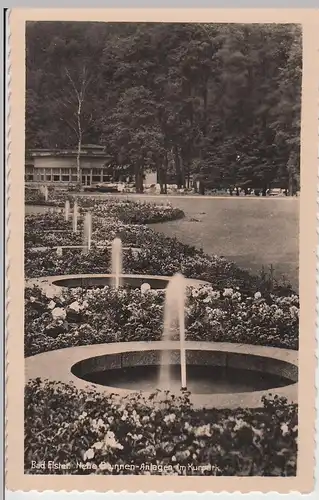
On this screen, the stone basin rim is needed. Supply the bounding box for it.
[25,340,298,410]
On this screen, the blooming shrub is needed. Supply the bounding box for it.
[25,187,57,206]
[25,195,185,224]
[24,380,298,476]
[24,284,299,357]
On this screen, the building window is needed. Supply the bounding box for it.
[71,175,78,182]
[53,173,60,182]
[46,173,52,181]
[25,166,34,182]
[103,175,112,182]
[61,168,70,182]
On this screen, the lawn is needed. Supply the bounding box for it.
[143,196,299,291]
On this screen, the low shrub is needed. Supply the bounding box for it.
[24,380,298,476]
[24,285,299,357]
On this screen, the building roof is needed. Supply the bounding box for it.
[27,145,110,159]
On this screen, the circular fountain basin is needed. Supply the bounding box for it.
[25,341,298,409]
[26,274,208,291]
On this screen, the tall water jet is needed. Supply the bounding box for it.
[159,273,187,390]
[83,212,92,253]
[111,238,123,289]
[65,200,70,222]
[40,185,48,202]
[72,201,78,233]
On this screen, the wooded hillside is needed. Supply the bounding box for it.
[26,22,302,194]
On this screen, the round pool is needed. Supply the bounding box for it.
[25,341,298,409]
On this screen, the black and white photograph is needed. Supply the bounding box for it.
[5,8,318,493]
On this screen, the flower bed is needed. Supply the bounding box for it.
[24,284,299,357]
[25,194,185,224]
[25,379,297,476]
[82,198,185,224]
[25,187,57,206]
[25,212,295,298]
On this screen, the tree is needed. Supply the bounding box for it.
[26,21,302,194]
[63,66,93,185]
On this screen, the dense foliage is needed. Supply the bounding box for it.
[26,22,301,194]
[25,380,298,476]
[24,283,299,357]
[24,193,185,223]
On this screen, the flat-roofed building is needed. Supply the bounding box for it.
[25,144,114,187]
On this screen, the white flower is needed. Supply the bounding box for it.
[141,283,151,294]
[233,418,248,432]
[47,300,56,310]
[69,301,81,312]
[281,423,289,436]
[78,411,88,421]
[194,424,211,437]
[83,448,95,461]
[51,307,66,320]
[103,430,123,450]
[92,441,103,450]
[164,413,176,424]
[29,296,36,303]
[254,292,262,300]
[121,410,129,421]
[223,288,233,298]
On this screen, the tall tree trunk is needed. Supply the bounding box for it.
[135,164,144,193]
[288,172,293,196]
[199,180,205,195]
[157,162,165,194]
[173,145,183,188]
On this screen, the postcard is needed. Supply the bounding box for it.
[6,7,319,494]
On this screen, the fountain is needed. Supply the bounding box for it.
[111,238,123,289]
[83,212,92,253]
[40,185,49,202]
[72,201,78,233]
[159,273,187,390]
[65,200,70,222]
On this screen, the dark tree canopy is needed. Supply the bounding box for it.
[26,21,302,194]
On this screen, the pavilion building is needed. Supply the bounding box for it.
[25,144,158,187]
[25,144,116,187]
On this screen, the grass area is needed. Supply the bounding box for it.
[143,197,299,291]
